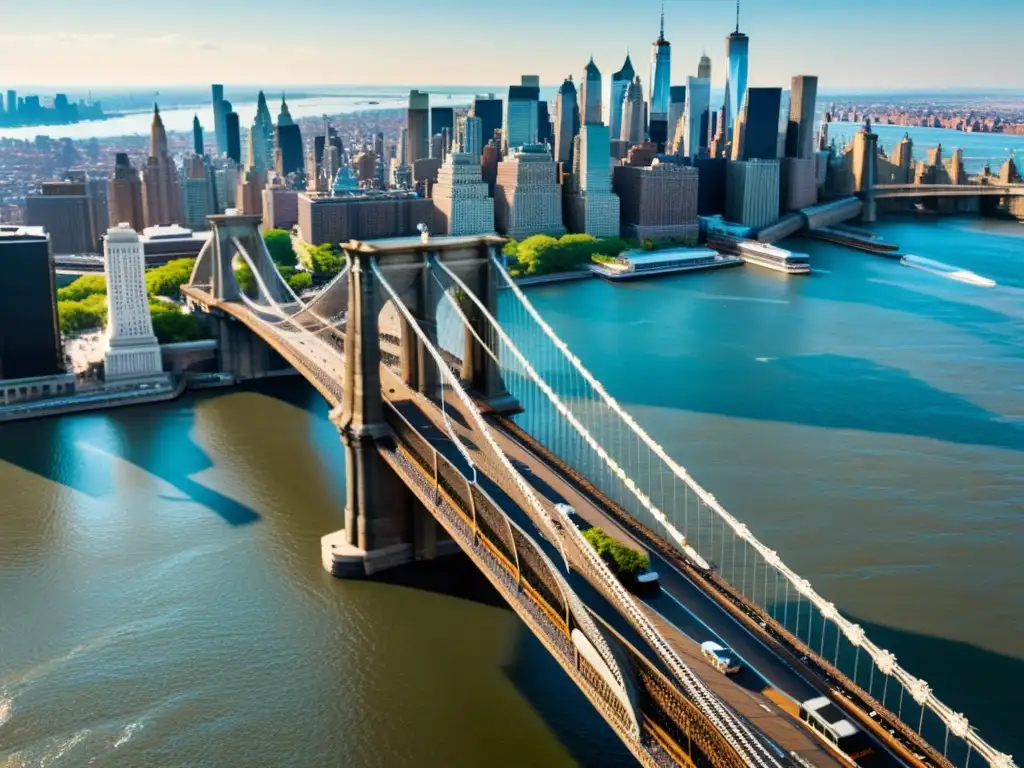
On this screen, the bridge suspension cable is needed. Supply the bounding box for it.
[430,257,790,768]
[484,253,1014,768]
[370,258,639,716]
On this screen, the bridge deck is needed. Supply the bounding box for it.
[381,373,845,768]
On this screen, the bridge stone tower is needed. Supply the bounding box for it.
[851,120,878,223]
[325,235,517,578]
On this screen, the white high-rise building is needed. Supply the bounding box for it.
[103,225,165,383]
[432,152,495,236]
[568,124,620,237]
[494,146,565,239]
[682,75,712,158]
[621,77,646,144]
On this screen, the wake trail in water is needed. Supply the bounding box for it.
[681,291,791,305]
[901,254,997,288]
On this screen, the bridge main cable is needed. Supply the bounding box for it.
[430,257,790,768]
[485,253,1014,768]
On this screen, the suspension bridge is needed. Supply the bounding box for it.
[181,213,1014,768]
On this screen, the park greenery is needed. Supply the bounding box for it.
[505,234,632,276]
[582,527,650,578]
[504,232,700,277]
[263,229,298,268]
[56,257,207,343]
[298,242,345,274]
[234,263,312,295]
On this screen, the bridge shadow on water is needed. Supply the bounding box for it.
[0,388,263,527]
[838,611,1024,762]
[631,352,1024,454]
[371,556,636,767]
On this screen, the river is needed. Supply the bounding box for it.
[1,215,1022,766]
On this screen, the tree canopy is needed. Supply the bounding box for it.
[145,258,197,298]
[57,274,107,302]
[582,527,650,577]
[510,234,632,276]
[263,229,298,268]
[148,300,207,343]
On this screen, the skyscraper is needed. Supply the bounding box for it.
[212,84,227,156]
[247,91,274,171]
[724,0,749,143]
[493,146,564,238]
[142,105,183,227]
[537,101,553,146]
[462,116,483,157]
[275,95,304,179]
[668,86,687,152]
[682,74,712,158]
[431,106,455,151]
[621,77,646,144]
[649,2,672,148]
[407,90,430,164]
[25,182,94,255]
[726,159,780,228]
[432,152,495,236]
[613,161,699,240]
[109,153,144,231]
[192,114,204,155]
[740,87,782,160]
[180,155,215,230]
[785,75,818,160]
[504,79,540,151]
[554,76,580,172]
[609,54,635,140]
[566,123,619,237]
[580,58,603,125]
[225,110,241,164]
[0,226,63,383]
[471,95,503,148]
[103,225,164,384]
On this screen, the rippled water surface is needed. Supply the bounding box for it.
[1,215,1022,765]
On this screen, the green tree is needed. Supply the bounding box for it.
[145,258,197,298]
[287,270,312,292]
[263,229,298,268]
[57,274,107,301]
[308,244,344,274]
[582,527,650,577]
[148,300,208,344]
[57,293,107,335]
[234,262,255,294]
[502,238,519,259]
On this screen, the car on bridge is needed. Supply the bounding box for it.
[798,696,876,764]
[700,641,743,675]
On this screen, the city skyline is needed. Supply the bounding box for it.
[2,0,1022,91]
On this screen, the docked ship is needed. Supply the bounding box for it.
[588,248,741,281]
[708,237,811,275]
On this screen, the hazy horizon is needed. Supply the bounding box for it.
[2,0,1021,92]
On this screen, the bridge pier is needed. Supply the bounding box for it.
[325,250,457,578]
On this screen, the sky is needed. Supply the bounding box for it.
[1,0,1022,92]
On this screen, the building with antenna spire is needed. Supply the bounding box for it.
[649,1,672,149]
[724,0,750,144]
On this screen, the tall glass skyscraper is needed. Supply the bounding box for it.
[609,54,635,141]
[724,4,749,144]
[649,4,671,146]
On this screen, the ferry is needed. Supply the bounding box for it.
[587,248,741,281]
[708,237,810,274]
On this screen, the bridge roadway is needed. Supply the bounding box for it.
[193,294,896,768]
[873,183,1024,199]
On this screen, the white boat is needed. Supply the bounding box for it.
[900,254,996,287]
[710,238,810,274]
[588,248,741,281]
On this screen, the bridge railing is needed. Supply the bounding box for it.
[484,253,1014,768]
[382,401,758,768]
